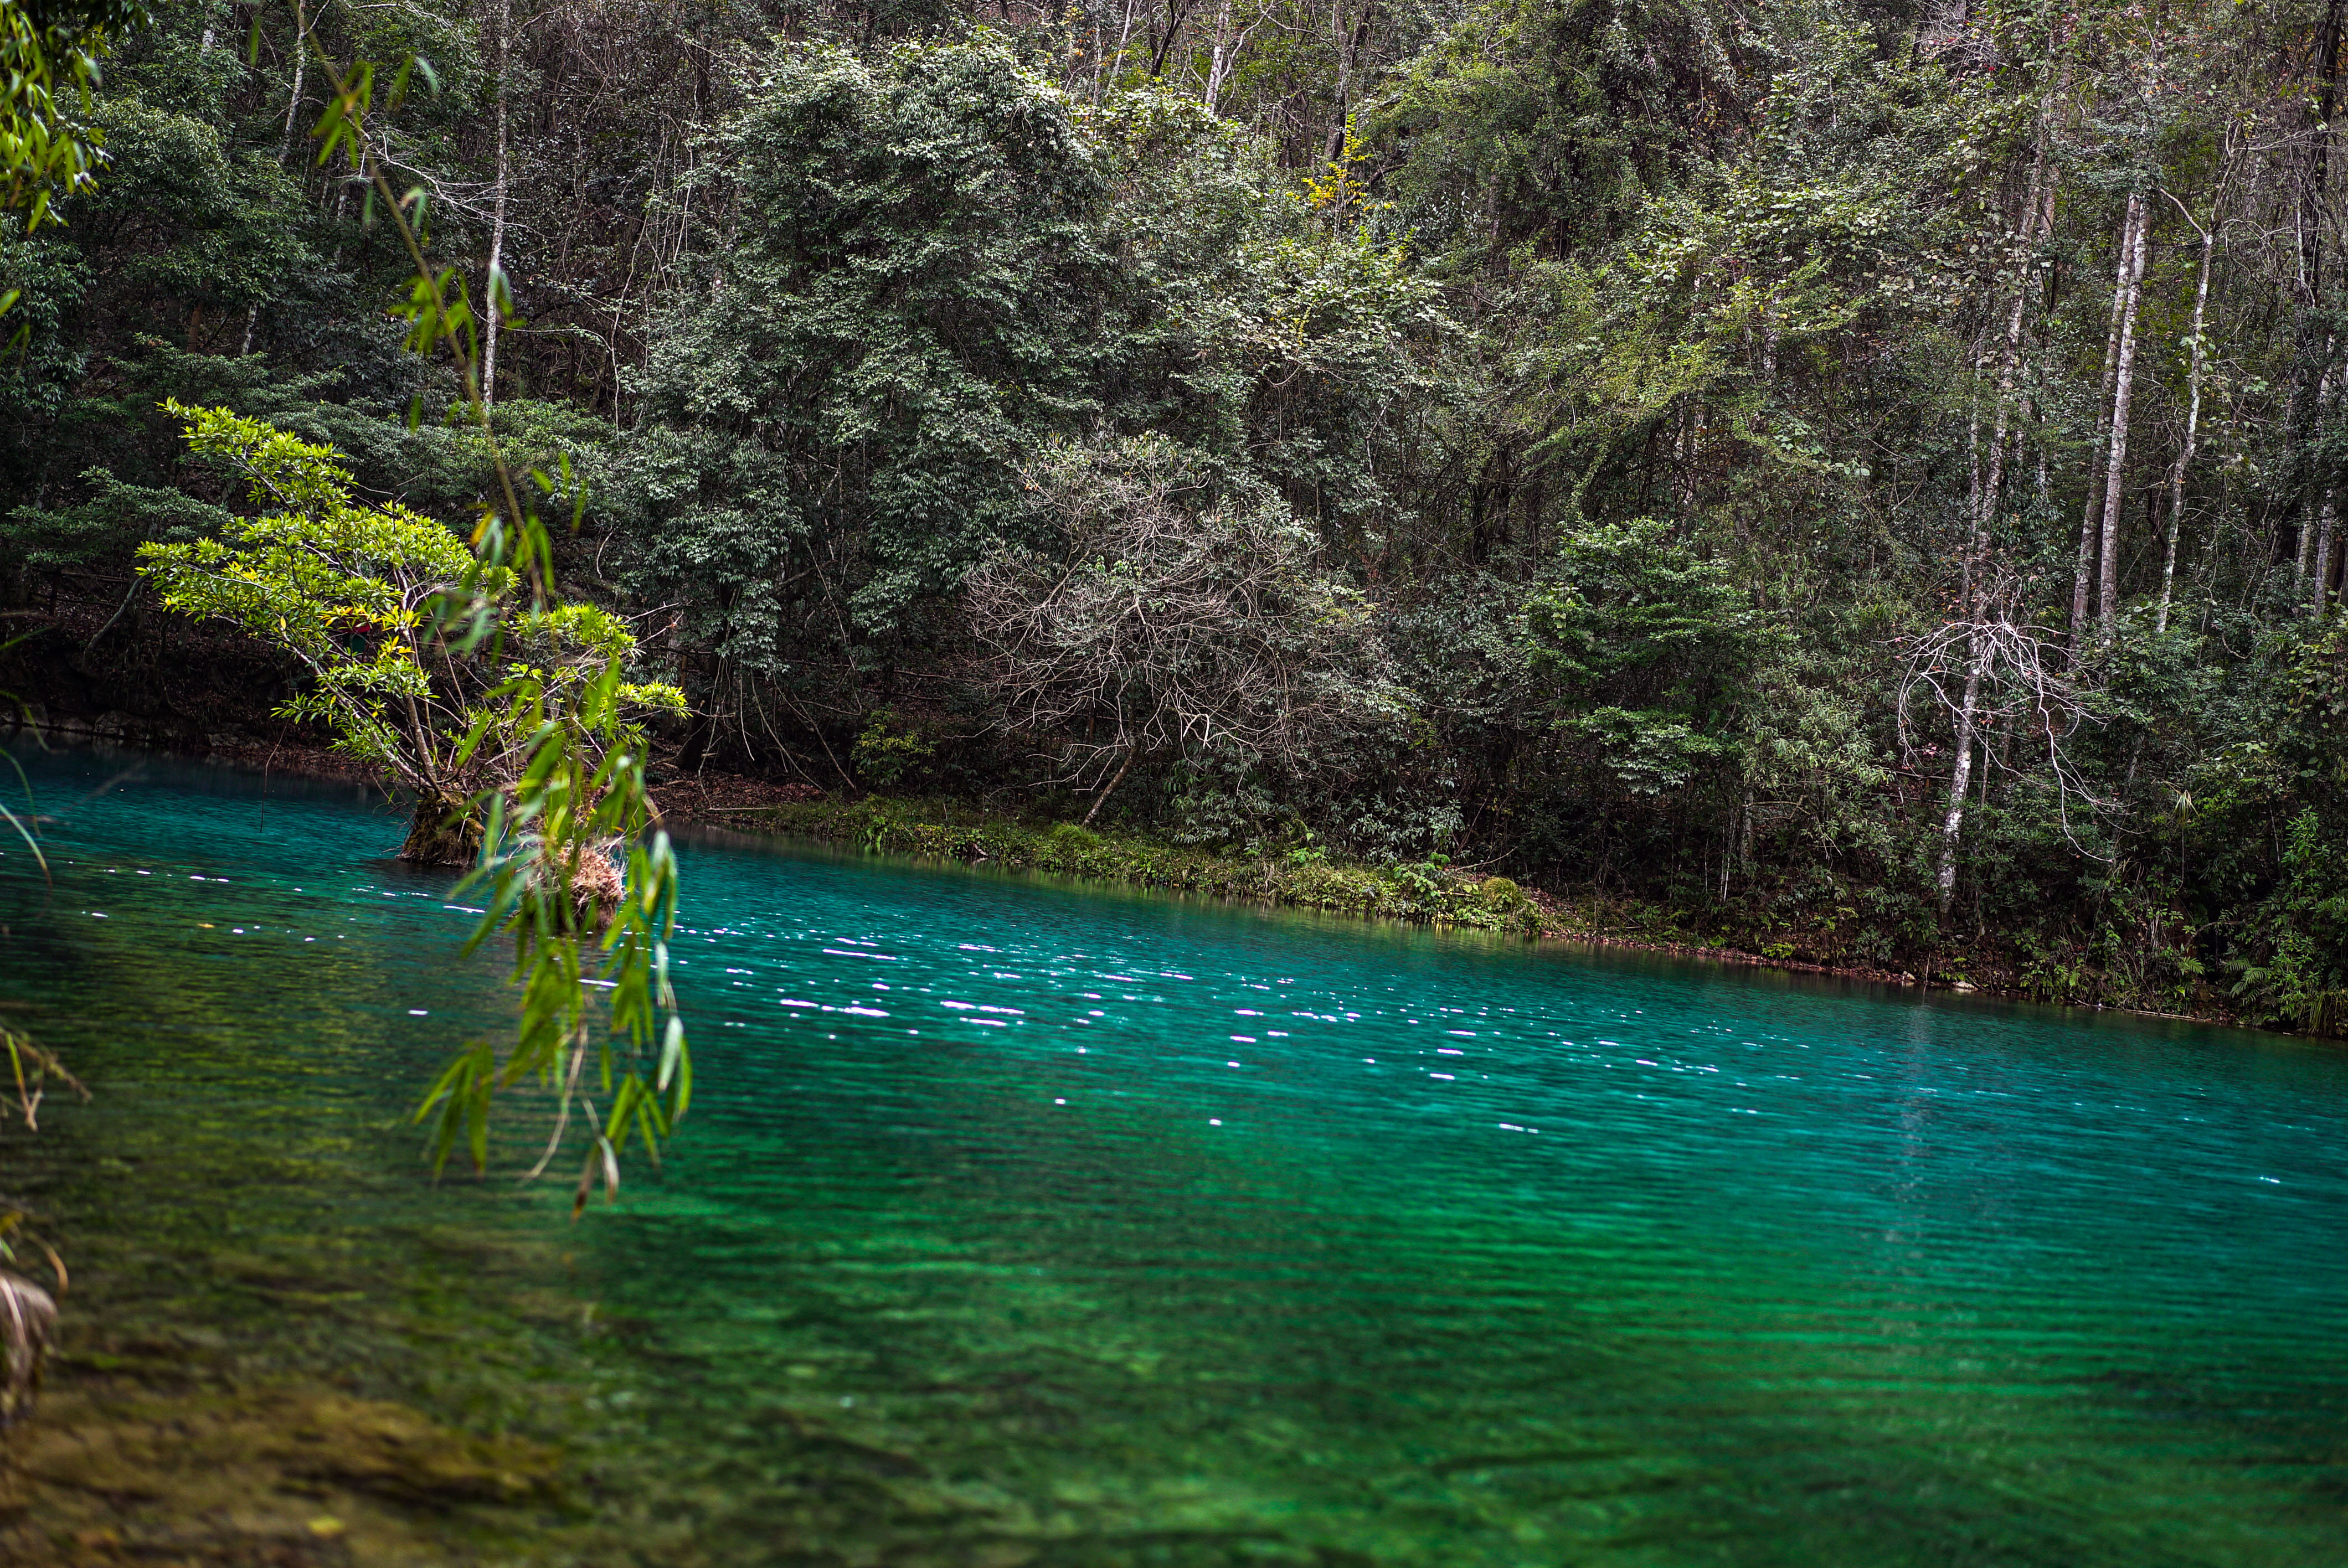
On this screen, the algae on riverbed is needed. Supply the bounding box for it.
[4,1384,560,1564]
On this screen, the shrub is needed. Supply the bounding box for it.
[853,708,937,788]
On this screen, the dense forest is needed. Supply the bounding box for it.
[3,0,2345,1035]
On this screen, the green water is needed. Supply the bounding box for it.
[4,747,2346,1566]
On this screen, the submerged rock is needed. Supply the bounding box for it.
[1,1384,564,1565]
[269,1393,560,1507]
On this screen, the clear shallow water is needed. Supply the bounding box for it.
[3,747,2347,1566]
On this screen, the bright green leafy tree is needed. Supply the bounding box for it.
[137,400,685,861]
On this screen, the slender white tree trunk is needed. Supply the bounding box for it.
[2300,359,2338,590]
[2316,354,2340,611]
[240,9,309,357]
[1202,0,1235,112]
[2072,207,2133,642]
[277,31,307,163]
[1939,137,2053,910]
[2313,488,2338,613]
[1974,136,2052,577]
[480,0,513,408]
[1935,652,1985,913]
[1962,359,1985,596]
[1202,0,1263,115]
[2098,193,2150,639]
[1101,0,1141,99]
[2159,202,2216,633]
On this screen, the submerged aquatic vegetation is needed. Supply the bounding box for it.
[9,754,2348,1565]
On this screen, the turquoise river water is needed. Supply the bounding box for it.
[1,746,2345,1566]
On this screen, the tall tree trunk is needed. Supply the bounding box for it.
[2299,479,2320,585]
[2308,0,2344,306]
[2072,204,2135,641]
[240,7,309,357]
[276,20,307,167]
[1202,0,1234,111]
[1935,121,2043,914]
[1934,651,1986,913]
[2159,185,2219,634]
[1322,0,1372,163]
[1936,123,2037,904]
[2301,360,2340,591]
[2097,192,2150,639]
[480,0,513,408]
[2313,484,2339,613]
[2315,352,2341,611]
[1101,0,1142,99]
[1962,357,1985,598]
[1973,134,2053,596]
[2286,1,2343,572]
[1146,0,1197,80]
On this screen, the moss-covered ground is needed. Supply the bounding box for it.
[716,798,1543,930]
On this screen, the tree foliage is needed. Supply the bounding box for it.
[4,0,2348,1033]
[0,0,146,228]
[969,434,1389,819]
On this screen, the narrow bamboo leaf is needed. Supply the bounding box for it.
[657,1014,684,1094]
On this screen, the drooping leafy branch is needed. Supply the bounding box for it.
[216,6,699,1209]
[0,0,146,229]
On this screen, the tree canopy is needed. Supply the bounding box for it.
[5,0,2348,1034]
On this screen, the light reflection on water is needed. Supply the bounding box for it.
[4,744,2347,1566]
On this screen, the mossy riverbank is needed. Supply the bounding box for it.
[686,795,2275,1033]
[0,699,2248,1028]
[700,797,1541,929]
[688,796,1939,992]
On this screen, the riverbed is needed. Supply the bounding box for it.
[2,746,2344,1566]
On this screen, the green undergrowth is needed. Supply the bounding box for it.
[737,799,1549,936]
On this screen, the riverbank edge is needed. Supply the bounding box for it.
[697,795,2125,1015]
[2,718,2254,1035]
